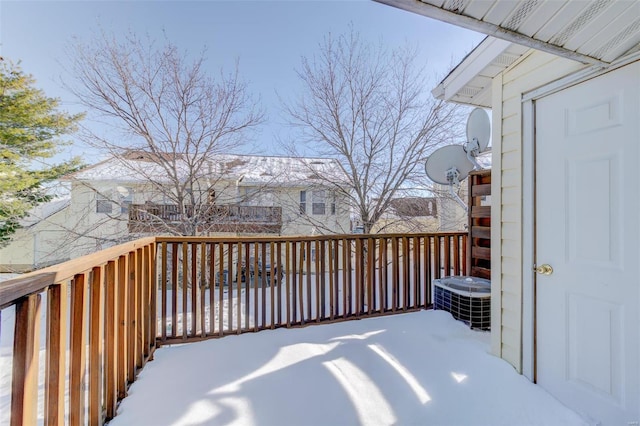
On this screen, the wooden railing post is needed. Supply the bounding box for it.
[104,261,118,419]
[89,266,104,426]
[45,283,67,426]
[11,294,41,426]
[70,273,88,426]
[117,255,128,400]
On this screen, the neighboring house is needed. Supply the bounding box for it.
[376,1,640,424]
[2,153,351,264]
[372,197,441,233]
[373,194,465,233]
[0,198,72,272]
[374,151,492,233]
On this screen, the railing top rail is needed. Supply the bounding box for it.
[156,231,466,244]
[0,236,156,309]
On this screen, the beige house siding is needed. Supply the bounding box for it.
[64,180,351,258]
[491,50,587,371]
[0,206,72,272]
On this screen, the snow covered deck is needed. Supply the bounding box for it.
[110,311,587,426]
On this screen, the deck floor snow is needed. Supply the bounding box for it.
[110,310,588,426]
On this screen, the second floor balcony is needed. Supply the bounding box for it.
[128,203,283,234]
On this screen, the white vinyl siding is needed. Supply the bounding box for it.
[492,50,587,372]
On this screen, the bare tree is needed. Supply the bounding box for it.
[283,28,464,234]
[67,31,264,236]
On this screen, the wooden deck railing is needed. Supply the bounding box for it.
[0,232,466,425]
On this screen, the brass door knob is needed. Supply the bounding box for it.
[534,264,553,275]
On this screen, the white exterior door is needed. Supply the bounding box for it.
[535,62,639,425]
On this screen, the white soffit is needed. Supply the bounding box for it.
[431,37,528,107]
[374,0,640,66]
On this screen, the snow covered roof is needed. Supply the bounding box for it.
[67,153,348,187]
[19,198,70,228]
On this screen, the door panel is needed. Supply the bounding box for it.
[536,62,639,425]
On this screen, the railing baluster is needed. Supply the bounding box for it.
[171,243,178,339]
[261,243,267,329]
[443,236,451,277]
[200,242,207,338]
[150,242,157,347]
[380,238,388,312]
[367,237,375,314]
[305,240,312,321]
[402,236,409,311]
[285,241,291,327]
[319,240,326,320]
[161,242,167,342]
[191,243,198,338]
[244,243,250,331]
[342,238,350,318]
[11,293,41,426]
[461,234,468,275]
[89,266,104,426]
[237,242,243,334]
[117,255,128,400]
[391,237,399,312]
[209,243,216,336]
[104,261,118,419]
[127,251,137,382]
[314,240,320,322]
[218,243,224,336]
[433,237,442,280]
[136,248,144,368]
[276,242,282,326]
[291,241,297,324]
[182,242,188,339]
[412,236,420,309]
[227,242,233,333]
[70,273,88,426]
[46,282,67,426]
[270,241,276,328]
[452,236,460,276]
[298,242,305,325]
[354,238,362,317]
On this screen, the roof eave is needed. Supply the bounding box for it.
[372,0,608,67]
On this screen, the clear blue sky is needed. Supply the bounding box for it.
[1,0,484,163]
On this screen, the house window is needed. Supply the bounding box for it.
[96,193,112,214]
[312,190,326,215]
[299,191,306,214]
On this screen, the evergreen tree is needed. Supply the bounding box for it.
[0,59,83,244]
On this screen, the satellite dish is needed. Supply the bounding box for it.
[425,145,474,185]
[425,145,473,211]
[464,108,491,169]
[466,108,491,152]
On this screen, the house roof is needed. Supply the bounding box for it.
[379,0,640,109]
[67,154,348,187]
[374,0,640,66]
[19,198,70,228]
[431,37,528,107]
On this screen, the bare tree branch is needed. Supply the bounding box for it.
[282,28,464,233]
[67,31,264,235]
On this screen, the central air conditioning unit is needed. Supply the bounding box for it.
[434,276,491,330]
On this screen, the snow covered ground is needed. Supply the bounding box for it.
[110,310,589,426]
